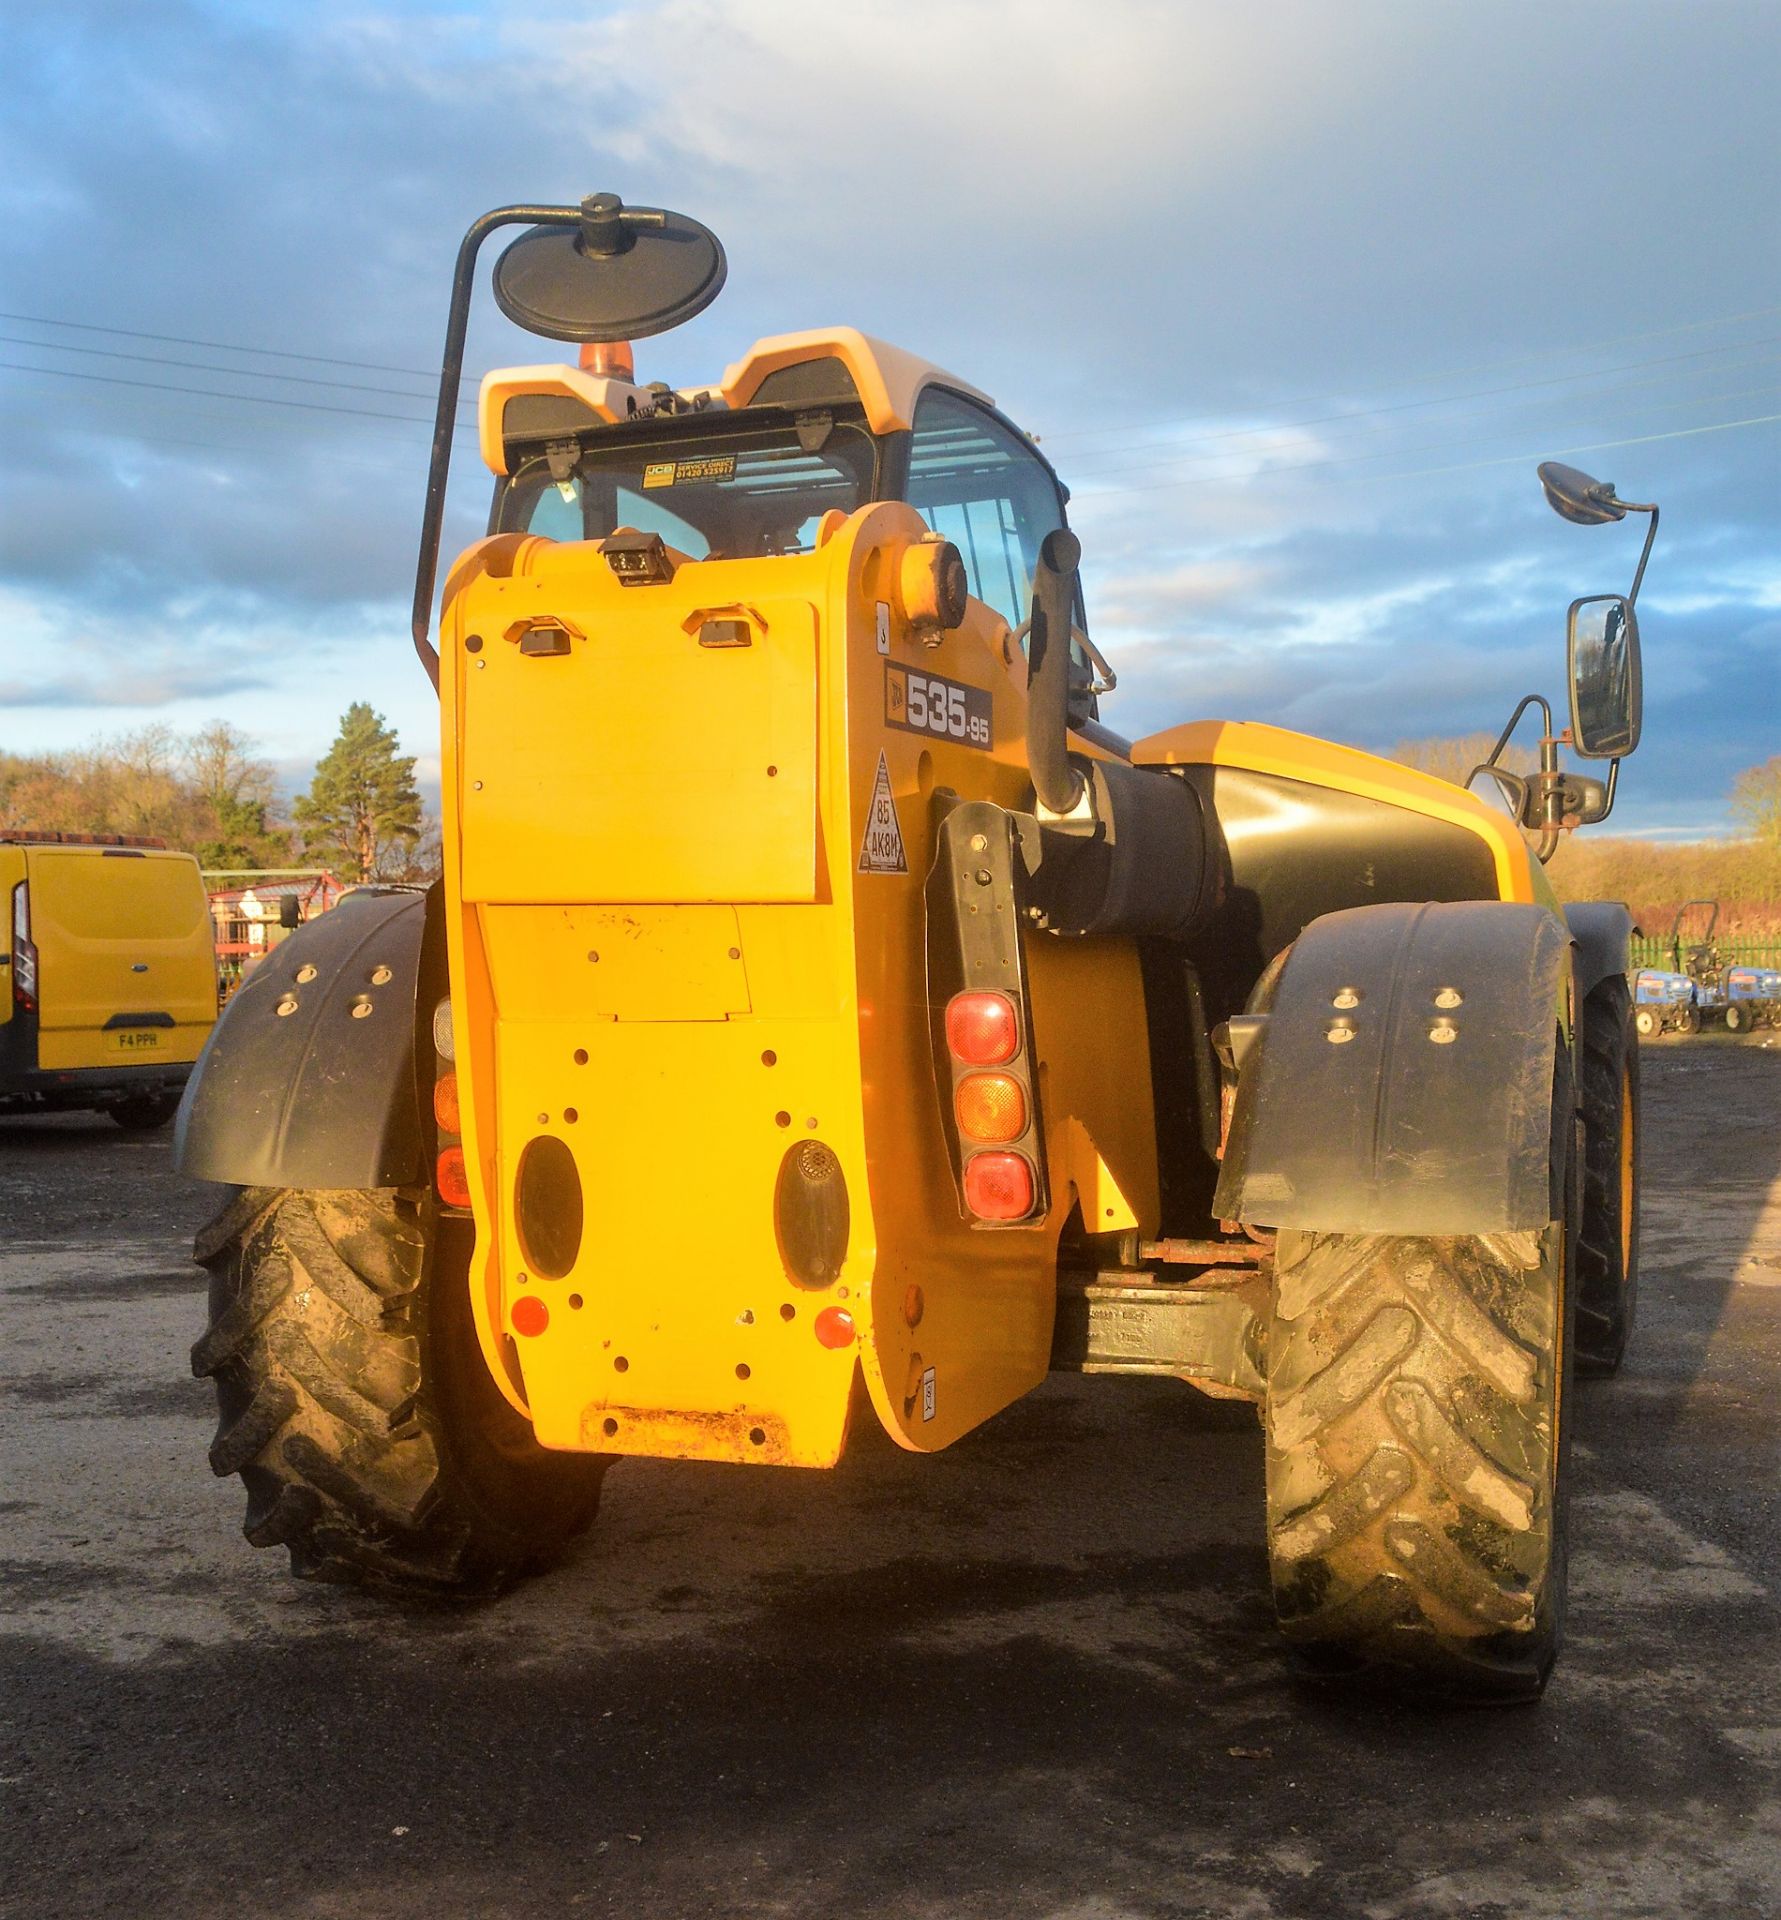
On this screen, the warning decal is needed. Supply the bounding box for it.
[857,752,908,875]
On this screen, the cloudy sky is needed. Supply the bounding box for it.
[3,0,1776,834]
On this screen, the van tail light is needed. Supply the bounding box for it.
[929,803,1048,1226]
[10,882,37,1013]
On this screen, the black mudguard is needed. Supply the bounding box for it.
[175,887,432,1190]
[1563,900,1637,997]
[1213,900,1572,1236]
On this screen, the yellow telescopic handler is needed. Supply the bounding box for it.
[179,194,1658,1698]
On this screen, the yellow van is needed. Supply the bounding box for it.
[1,833,217,1129]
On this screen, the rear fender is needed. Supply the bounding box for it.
[1213,900,1572,1235]
[175,888,432,1189]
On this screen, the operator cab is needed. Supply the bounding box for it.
[483,328,1088,639]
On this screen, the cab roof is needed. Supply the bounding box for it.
[478,326,994,478]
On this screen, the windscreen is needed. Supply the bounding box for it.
[496,411,879,560]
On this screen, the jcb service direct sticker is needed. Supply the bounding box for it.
[884,663,992,750]
[642,454,737,489]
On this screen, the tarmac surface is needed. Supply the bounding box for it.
[2,1036,1778,1919]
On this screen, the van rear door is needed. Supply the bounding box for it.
[27,849,216,1068]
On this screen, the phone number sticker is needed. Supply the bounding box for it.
[884,663,993,750]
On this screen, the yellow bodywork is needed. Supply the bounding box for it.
[439,504,1158,1466]
[440,333,1556,1471]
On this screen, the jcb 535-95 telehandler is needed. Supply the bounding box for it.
[180,194,1658,1698]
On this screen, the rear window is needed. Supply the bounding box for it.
[28,852,206,942]
[495,410,879,561]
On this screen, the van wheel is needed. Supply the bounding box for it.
[111,1092,180,1131]
[1575,978,1638,1375]
[1262,1091,1577,1700]
[191,1187,608,1595]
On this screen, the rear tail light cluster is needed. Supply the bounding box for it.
[943,990,1043,1223]
[431,996,471,1209]
[10,882,37,1014]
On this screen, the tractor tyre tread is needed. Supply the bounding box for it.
[192,1185,606,1597]
[1575,977,1638,1375]
[1265,1223,1567,1701]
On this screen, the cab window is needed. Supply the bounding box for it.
[496,411,878,560]
[907,389,1066,626]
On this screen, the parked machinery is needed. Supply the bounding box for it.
[1633,967,1699,1037]
[177,193,1661,1699]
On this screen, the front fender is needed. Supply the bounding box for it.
[1563,900,1637,998]
[175,888,430,1190]
[1213,900,1571,1236]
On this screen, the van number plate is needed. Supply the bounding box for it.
[885,664,992,751]
[108,1029,163,1054]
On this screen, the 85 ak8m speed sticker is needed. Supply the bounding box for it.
[884,663,993,751]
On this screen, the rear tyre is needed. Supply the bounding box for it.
[1575,978,1639,1375]
[1263,1077,1577,1701]
[191,1186,608,1595]
[1633,1007,1657,1039]
[111,1092,180,1131]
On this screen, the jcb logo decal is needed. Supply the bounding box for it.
[884,663,992,750]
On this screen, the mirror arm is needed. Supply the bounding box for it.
[1623,501,1660,609]
[1593,757,1620,827]
[1485,692,1551,769]
[410,202,586,691]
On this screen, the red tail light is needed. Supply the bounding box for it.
[963,1151,1035,1221]
[433,1070,461,1135]
[945,991,1019,1065]
[955,1072,1027,1143]
[436,1146,472,1209]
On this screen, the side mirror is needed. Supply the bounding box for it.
[1567,593,1642,759]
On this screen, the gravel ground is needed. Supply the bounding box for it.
[1,1036,1777,1919]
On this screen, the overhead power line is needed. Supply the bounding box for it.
[0,331,462,407]
[1076,408,1781,503]
[0,358,440,425]
[0,308,440,380]
[1037,302,1781,447]
[1058,335,1781,476]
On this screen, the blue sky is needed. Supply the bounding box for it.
[2,0,1776,835]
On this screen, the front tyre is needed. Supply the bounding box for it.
[1725,1002,1748,1034]
[1263,1108,1576,1699]
[1633,1007,1657,1039]
[191,1187,608,1595]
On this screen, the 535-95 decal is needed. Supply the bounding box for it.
[884,663,993,750]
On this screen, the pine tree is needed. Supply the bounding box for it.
[293,705,422,882]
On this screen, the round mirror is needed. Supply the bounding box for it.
[493,194,727,343]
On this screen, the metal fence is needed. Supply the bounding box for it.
[1629,934,1781,973]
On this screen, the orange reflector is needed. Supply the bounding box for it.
[813,1306,855,1349]
[436,1145,472,1209]
[433,1070,461,1135]
[963,1151,1035,1221]
[945,990,1018,1065]
[579,339,635,380]
[512,1294,549,1338]
[955,1071,1027,1143]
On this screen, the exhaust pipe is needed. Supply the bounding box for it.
[1027,527,1085,817]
